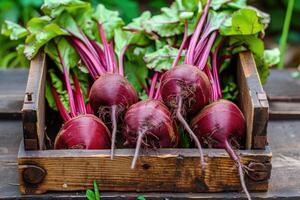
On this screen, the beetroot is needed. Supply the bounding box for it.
[89,73,138,114]
[188,17,251,197]
[156,5,212,168]
[123,99,179,169]
[49,43,111,150]
[160,65,211,115]
[89,73,138,157]
[69,24,138,159]
[54,114,111,149]
[159,64,211,168]
[191,100,250,199]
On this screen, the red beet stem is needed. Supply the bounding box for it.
[109,41,118,73]
[119,45,129,76]
[86,103,94,114]
[78,29,101,63]
[88,38,107,71]
[196,31,218,70]
[224,140,251,200]
[172,20,188,68]
[131,129,146,169]
[71,37,104,76]
[68,39,97,80]
[212,39,224,99]
[204,65,218,101]
[176,97,205,170]
[185,0,212,64]
[110,105,117,160]
[149,72,159,99]
[55,44,77,117]
[97,23,114,73]
[72,73,86,114]
[154,81,161,100]
[50,84,71,122]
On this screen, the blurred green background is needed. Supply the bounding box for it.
[0,0,299,68]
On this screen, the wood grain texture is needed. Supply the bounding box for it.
[22,52,46,150]
[237,52,269,149]
[264,69,300,102]
[18,147,271,194]
[269,101,300,120]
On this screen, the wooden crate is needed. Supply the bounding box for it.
[18,51,271,194]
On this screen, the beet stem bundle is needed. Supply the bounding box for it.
[69,22,138,159]
[49,44,110,150]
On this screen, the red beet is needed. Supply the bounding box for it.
[160,64,211,168]
[191,99,250,199]
[89,73,138,158]
[54,114,111,149]
[160,65,211,115]
[123,99,179,169]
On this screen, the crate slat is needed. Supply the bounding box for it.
[18,145,271,194]
[237,52,269,149]
[22,52,46,150]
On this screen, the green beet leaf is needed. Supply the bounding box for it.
[1,21,28,40]
[42,0,90,18]
[220,8,264,36]
[44,38,79,73]
[93,4,124,42]
[144,45,184,72]
[24,22,68,59]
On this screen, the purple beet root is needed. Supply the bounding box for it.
[89,73,138,159]
[160,64,211,115]
[191,99,250,199]
[54,114,111,150]
[160,64,211,169]
[123,100,179,169]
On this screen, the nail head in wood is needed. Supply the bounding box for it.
[246,162,271,182]
[22,165,46,185]
[25,92,33,101]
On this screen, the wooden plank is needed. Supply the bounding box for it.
[0,69,28,119]
[18,146,271,194]
[264,69,300,102]
[269,101,300,120]
[22,52,46,150]
[237,52,269,150]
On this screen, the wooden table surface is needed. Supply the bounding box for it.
[0,69,299,199]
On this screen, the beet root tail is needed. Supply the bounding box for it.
[224,140,251,200]
[110,105,117,160]
[176,97,206,171]
[131,130,146,169]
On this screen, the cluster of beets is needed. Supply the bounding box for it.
[50,1,250,199]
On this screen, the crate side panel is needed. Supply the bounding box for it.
[18,148,271,194]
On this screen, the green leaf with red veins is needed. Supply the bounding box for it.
[44,38,79,73]
[92,4,124,42]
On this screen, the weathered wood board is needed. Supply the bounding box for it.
[18,147,271,194]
